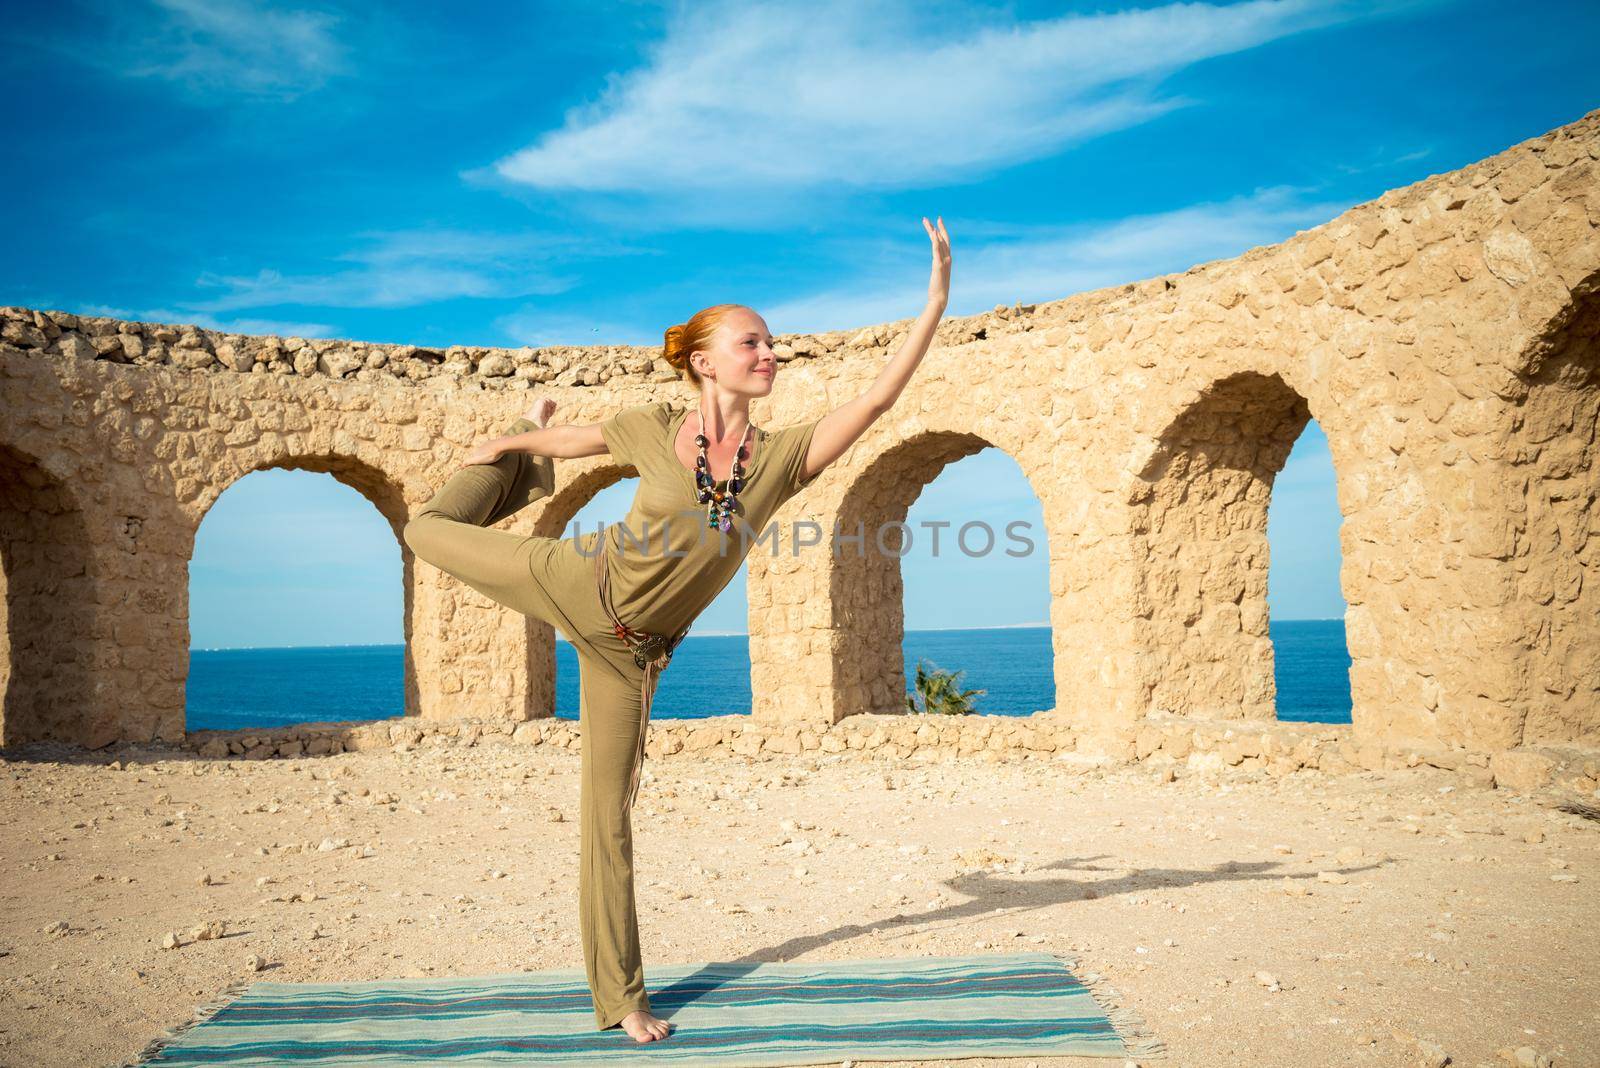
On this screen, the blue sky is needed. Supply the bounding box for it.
[3,0,1593,647]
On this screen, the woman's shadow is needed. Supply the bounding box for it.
[646,850,1390,1017]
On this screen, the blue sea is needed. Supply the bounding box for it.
[185,620,1351,732]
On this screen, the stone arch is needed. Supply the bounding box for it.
[826,427,1023,719]
[1127,370,1321,720]
[0,443,95,746]
[186,451,413,729]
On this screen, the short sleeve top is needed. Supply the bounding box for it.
[587,399,822,634]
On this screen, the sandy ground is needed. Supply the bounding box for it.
[1,737,1596,1068]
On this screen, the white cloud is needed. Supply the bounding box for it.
[757,185,1359,335]
[190,264,549,313]
[179,229,632,312]
[487,0,1363,194]
[1330,144,1436,176]
[63,228,659,330]
[71,301,338,337]
[78,0,348,102]
[493,307,659,348]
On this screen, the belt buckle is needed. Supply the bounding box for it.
[632,632,671,669]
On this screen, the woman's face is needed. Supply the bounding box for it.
[700,312,776,397]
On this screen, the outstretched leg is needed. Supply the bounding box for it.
[401,400,575,626]
[577,649,673,1041]
[418,399,557,530]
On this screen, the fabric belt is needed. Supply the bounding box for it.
[591,525,690,811]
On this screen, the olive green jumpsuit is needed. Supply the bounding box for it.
[401,399,822,1030]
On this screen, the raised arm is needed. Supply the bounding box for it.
[798,216,951,483]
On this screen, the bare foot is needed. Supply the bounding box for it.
[522,396,556,428]
[618,1008,672,1042]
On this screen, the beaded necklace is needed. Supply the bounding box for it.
[692,409,752,532]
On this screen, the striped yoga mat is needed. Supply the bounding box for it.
[126,950,1166,1066]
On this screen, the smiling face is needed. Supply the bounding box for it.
[692,307,777,399]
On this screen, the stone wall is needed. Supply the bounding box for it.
[1,107,1597,766]
[173,711,1600,798]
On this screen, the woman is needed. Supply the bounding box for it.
[402,217,951,1043]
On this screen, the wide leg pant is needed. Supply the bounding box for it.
[401,417,659,1031]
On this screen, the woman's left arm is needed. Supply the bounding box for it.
[799,216,952,482]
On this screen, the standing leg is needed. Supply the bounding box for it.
[576,646,669,1034]
[405,405,671,1039]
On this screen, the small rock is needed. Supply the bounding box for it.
[1412,1037,1449,1067]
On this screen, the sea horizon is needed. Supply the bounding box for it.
[185,620,1354,730]
[189,617,1346,653]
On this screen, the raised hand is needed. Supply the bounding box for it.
[923,216,951,308]
[461,439,505,468]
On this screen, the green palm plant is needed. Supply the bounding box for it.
[904,658,986,716]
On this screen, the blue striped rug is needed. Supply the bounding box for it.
[126,951,1166,1066]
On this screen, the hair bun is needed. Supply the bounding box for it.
[663,323,687,369]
